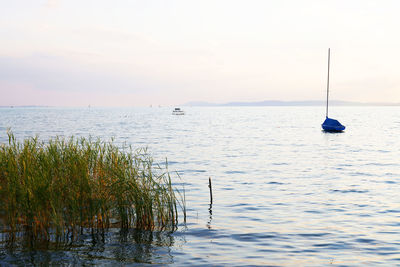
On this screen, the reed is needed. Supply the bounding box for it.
[0,132,185,244]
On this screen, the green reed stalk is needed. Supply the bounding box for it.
[0,132,186,243]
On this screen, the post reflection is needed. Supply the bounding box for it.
[207,203,213,229]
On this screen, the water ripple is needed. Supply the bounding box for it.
[1,106,400,266]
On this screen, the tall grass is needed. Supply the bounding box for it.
[0,132,185,243]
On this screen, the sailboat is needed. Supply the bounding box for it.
[321,48,345,132]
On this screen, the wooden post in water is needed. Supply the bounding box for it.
[208,177,213,204]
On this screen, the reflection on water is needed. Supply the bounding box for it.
[207,204,213,230]
[1,106,400,265]
[0,229,179,265]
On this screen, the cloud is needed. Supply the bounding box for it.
[0,54,159,95]
[43,0,60,9]
[0,79,152,106]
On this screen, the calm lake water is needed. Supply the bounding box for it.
[1,106,400,266]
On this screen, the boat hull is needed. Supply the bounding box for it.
[172,107,185,115]
[322,117,345,132]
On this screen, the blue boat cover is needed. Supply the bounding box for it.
[322,117,345,132]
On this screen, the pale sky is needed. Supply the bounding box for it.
[1,0,399,106]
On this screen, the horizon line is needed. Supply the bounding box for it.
[2,99,400,108]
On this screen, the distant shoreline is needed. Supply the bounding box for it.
[1,101,399,108]
[0,105,51,108]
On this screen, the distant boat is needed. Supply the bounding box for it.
[322,48,345,132]
[172,107,185,115]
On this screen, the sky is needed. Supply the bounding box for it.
[1,0,400,107]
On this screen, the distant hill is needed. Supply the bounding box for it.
[0,105,51,108]
[184,100,400,107]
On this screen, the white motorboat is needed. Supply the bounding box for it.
[172,107,185,115]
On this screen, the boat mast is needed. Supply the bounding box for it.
[326,48,330,118]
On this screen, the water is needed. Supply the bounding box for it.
[1,106,400,266]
